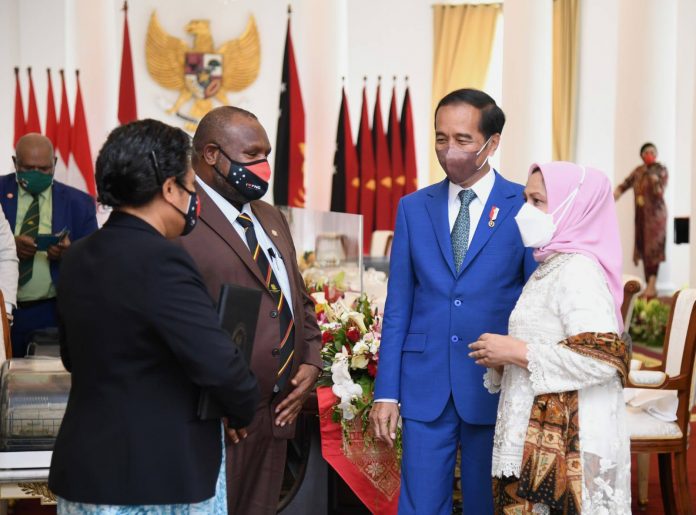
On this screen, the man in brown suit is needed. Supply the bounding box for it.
[179,106,322,515]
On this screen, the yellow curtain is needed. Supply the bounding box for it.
[430,3,500,184]
[552,0,579,161]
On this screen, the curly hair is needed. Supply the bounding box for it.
[96,119,191,208]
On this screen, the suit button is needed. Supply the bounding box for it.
[272,348,280,356]
[451,335,459,343]
[270,310,279,318]
[454,299,462,307]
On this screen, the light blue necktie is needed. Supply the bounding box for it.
[451,189,477,271]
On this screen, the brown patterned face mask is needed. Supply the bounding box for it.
[436,136,491,185]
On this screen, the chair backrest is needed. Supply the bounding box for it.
[621,274,643,330]
[660,289,696,423]
[370,230,394,258]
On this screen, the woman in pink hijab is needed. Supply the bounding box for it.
[469,162,631,514]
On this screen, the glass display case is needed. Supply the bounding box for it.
[278,207,364,295]
[0,358,70,452]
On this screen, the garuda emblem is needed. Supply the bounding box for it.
[146,12,260,131]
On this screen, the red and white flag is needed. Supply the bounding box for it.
[52,70,72,187]
[56,70,71,167]
[25,68,41,134]
[13,67,25,147]
[45,69,58,147]
[118,0,137,125]
[70,71,96,197]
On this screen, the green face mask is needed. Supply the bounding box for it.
[17,170,53,195]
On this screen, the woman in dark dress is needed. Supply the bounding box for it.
[614,142,668,298]
[49,119,259,514]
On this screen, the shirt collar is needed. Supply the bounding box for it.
[447,168,496,206]
[16,182,52,201]
[196,176,251,220]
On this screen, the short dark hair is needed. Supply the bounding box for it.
[434,89,506,139]
[192,106,258,153]
[640,142,656,155]
[96,119,191,208]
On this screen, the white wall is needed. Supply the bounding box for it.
[499,0,553,185]
[575,0,619,175]
[0,0,434,212]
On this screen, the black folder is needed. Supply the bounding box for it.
[197,284,263,420]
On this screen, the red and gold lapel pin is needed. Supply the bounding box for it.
[488,206,499,227]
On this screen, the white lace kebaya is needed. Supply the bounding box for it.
[484,253,631,514]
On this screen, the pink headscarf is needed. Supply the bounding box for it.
[530,161,624,332]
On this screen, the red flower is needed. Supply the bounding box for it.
[346,327,360,343]
[367,360,378,378]
[324,283,344,304]
[322,331,334,345]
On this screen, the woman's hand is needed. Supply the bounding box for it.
[468,333,528,368]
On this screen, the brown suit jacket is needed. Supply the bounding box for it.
[177,185,322,439]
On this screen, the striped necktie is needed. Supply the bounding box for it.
[18,194,40,286]
[451,189,477,271]
[236,213,295,392]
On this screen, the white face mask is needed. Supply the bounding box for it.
[515,166,586,248]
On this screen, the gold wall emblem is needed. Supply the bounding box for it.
[146,12,261,131]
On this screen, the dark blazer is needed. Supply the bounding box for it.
[177,186,322,439]
[0,173,98,284]
[48,211,259,505]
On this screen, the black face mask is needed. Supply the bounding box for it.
[173,182,200,236]
[212,145,270,201]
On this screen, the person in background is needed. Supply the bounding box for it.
[179,106,322,515]
[0,134,97,356]
[49,119,259,514]
[614,142,668,299]
[471,162,631,514]
[0,207,18,324]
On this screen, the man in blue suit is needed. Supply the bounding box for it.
[370,89,536,514]
[0,134,97,356]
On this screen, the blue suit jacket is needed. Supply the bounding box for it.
[374,173,536,424]
[0,173,98,285]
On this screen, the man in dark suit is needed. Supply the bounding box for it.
[178,106,322,515]
[0,133,97,356]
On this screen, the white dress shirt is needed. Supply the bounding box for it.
[197,178,294,316]
[447,168,496,241]
[376,169,497,404]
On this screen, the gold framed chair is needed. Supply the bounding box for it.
[369,230,393,258]
[621,274,643,331]
[626,289,696,514]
